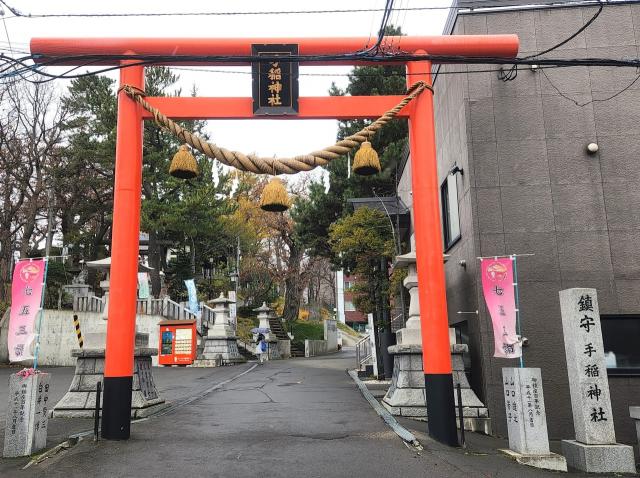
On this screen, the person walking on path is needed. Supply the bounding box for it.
[255,333,268,365]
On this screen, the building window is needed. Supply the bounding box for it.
[601,315,640,375]
[441,174,461,251]
[344,300,356,312]
[344,281,352,290]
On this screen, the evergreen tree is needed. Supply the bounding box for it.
[294,26,407,262]
[60,68,238,298]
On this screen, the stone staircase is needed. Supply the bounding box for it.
[237,340,258,361]
[268,317,304,357]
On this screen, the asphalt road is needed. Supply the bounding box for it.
[1,352,614,477]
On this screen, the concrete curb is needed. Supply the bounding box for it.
[347,369,419,446]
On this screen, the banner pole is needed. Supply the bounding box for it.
[32,257,49,370]
[511,255,524,368]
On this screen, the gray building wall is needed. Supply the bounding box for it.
[403,2,640,444]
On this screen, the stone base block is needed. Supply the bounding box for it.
[382,344,491,432]
[396,328,421,346]
[267,340,281,360]
[453,388,486,409]
[382,402,428,418]
[202,336,246,364]
[276,339,291,359]
[384,387,426,408]
[190,359,221,368]
[398,412,492,434]
[500,449,568,472]
[131,399,170,419]
[51,348,165,418]
[459,417,492,435]
[561,439,636,474]
[51,399,169,419]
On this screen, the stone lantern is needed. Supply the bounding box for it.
[382,250,490,433]
[201,293,246,364]
[253,302,281,360]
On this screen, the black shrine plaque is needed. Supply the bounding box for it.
[252,44,299,116]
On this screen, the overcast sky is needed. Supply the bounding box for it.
[1,0,452,180]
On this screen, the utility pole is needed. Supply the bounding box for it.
[369,268,384,379]
[379,256,395,380]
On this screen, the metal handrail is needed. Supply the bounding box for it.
[355,334,372,369]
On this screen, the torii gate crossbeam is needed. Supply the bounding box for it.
[31,35,519,447]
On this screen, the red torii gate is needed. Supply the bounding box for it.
[31,35,519,446]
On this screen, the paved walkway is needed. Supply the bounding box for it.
[1,352,617,477]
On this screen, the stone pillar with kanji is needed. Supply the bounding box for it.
[500,368,567,471]
[559,288,635,473]
[3,372,50,458]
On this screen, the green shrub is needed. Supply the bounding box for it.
[290,320,324,348]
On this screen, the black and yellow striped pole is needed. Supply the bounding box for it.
[73,314,84,348]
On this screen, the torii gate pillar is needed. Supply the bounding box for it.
[101,61,144,440]
[407,57,457,445]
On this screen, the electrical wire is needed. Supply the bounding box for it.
[500,0,604,81]
[3,0,640,88]
[169,65,554,77]
[0,0,630,19]
[1,0,633,86]
[541,67,640,106]
[0,1,460,19]
[3,52,640,86]
[1,12,12,55]
[358,0,396,56]
[392,0,412,53]
[0,0,384,83]
[525,0,603,59]
[17,52,640,67]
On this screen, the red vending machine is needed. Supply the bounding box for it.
[158,319,197,366]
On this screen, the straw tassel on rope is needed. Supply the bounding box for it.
[169,144,199,179]
[120,81,432,176]
[352,141,381,176]
[260,178,291,212]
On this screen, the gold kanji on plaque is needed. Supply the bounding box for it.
[267,95,282,106]
[268,82,283,94]
[268,62,282,81]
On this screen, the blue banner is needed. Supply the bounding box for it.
[137,272,150,299]
[184,279,200,316]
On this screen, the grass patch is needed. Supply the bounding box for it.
[236,316,259,343]
[337,322,361,338]
[290,320,324,348]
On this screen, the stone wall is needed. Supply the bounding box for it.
[276,339,291,359]
[303,321,340,358]
[324,319,338,351]
[0,309,166,366]
[305,340,328,358]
